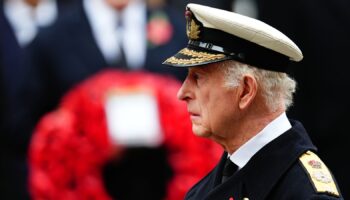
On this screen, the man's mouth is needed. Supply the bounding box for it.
[189,111,200,121]
[188,111,199,116]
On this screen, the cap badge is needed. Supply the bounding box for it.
[185,10,200,40]
[187,20,200,39]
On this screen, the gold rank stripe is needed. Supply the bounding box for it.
[299,151,340,197]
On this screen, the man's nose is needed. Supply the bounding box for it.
[177,79,191,101]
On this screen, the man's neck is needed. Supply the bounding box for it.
[221,107,285,154]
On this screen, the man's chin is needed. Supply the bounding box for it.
[192,126,211,138]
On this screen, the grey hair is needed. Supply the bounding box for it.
[220,60,297,112]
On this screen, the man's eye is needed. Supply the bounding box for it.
[193,73,199,80]
[188,70,203,82]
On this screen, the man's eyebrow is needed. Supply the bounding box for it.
[190,65,211,74]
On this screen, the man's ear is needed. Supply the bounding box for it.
[239,75,258,109]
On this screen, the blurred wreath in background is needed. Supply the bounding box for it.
[29,70,222,200]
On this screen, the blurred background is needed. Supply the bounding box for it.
[1,0,349,199]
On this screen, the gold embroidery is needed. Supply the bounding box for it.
[164,48,226,65]
[164,56,220,65]
[179,48,225,59]
[299,151,340,197]
[164,57,205,65]
[187,19,200,40]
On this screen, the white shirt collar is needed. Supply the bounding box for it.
[229,112,292,170]
[83,0,146,68]
[4,0,58,47]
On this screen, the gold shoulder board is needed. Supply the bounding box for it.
[299,151,340,197]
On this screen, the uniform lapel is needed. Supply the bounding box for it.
[213,152,229,186]
[185,153,226,200]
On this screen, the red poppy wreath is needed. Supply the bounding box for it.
[29,70,222,200]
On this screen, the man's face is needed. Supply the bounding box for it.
[177,63,240,138]
[105,0,131,10]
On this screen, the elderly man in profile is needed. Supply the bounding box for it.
[163,3,344,200]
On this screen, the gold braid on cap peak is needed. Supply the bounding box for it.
[179,48,224,58]
[164,48,226,65]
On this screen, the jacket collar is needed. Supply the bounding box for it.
[208,120,317,200]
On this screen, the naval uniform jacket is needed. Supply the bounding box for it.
[185,120,343,200]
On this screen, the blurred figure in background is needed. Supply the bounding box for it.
[0,0,72,198]
[2,0,58,47]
